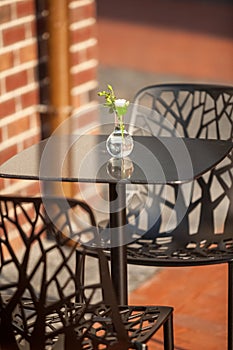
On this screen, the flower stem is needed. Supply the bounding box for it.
[115,113,124,138]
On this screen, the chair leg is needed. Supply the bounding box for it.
[133,343,148,350]
[228,262,233,350]
[75,250,84,303]
[163,313,174,350]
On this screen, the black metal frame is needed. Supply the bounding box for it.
[125,84,233,349]
[110,183,128,305]
[0,195,174,349]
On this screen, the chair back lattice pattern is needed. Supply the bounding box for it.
[126,84,233,265]
[0,196,173,349]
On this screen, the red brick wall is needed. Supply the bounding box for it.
[0,0,98,195]
[97,0,233,84]
[0,0,40,195]
[69,0,98,111]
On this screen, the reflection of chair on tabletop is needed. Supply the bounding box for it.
[125,84,233,348]
[0,195,174,350]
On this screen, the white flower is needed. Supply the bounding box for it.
[98,86,130,138]
[114,99,127,107]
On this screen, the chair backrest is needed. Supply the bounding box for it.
[132,84,233,139]
[0,196,129,349]
[129,84,233,248]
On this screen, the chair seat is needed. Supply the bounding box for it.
[3,295,173,349]
[125,234,233,266]
[85,220,233,266]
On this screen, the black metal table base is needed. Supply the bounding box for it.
[109,182,128,305]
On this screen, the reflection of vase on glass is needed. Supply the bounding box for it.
[107,157,134,179]
[98,84,134,158]
[106,113,134,158]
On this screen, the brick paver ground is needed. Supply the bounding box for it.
[129,264,228,349]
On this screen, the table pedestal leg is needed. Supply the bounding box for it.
[109,182,128,305]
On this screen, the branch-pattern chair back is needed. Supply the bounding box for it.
[0,196,174,349]
[128,84,233,264]
[0,196,130,349]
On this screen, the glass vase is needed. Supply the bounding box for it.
[106,115,134,158]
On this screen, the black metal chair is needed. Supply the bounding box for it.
[122,84,233,349]
[0,195,174,350]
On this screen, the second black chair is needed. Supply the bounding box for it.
[87,83,233,349]
[125,83,233,349]
[0,195,174,349]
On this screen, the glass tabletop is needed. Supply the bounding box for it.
[0,134,232,185]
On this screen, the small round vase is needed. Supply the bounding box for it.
[106,126,134,158]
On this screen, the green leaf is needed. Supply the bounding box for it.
[98,84,130,139]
